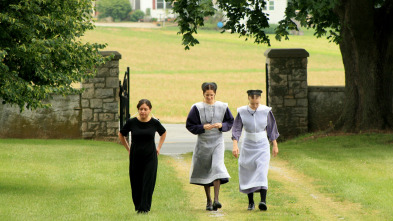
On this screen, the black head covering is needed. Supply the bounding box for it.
[247,90,263,96]
[201,82,217,92]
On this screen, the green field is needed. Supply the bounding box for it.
[1,134,392,220]
[0,139,195,220]
[82,26,345,123]
[279,133,393,220]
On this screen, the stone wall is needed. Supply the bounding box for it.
[0,51,121,140]
[0,95,81,139]
[265,48,309,139]
[308,86,345,131]
[81,51,121,141]
[264,48,345,138]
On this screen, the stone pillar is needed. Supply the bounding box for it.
[81,51,121,141]
[264,48,309,139]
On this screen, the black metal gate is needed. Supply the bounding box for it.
[119,67,130,129]
[265,63,269,106]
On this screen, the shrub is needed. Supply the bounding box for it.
[130,10,145,22]
[262,24,279,34]
[96,0,132,21]
[146,8,151,16]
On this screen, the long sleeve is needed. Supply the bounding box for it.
[231,113,243,141]
[186,105,205,135]
[220,107,234,132]
[266,110,279,141]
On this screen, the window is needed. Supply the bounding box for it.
[157,0,172,9]
[157,0,164,9]
[269,0,274,10]
[166,1,173,9]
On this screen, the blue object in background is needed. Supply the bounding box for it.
[217,22,223,28]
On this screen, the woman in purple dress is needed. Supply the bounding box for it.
[232,90,279,211]
[186,82,234,211]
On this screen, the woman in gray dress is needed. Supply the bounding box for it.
[232,90,279,211]
[186,82,234,211]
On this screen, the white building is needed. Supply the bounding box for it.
[129,0,175,21]
[263,0,287,24]
[129,0,287,24]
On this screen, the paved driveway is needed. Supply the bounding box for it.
[158,124,234,155]
[94,22,161,28]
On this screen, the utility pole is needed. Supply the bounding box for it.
[163,0,166,27]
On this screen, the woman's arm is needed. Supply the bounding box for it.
[156,131,167,155]
[186,105,206,134]
[231,113,243,158]
[271,140,278,157]
[266,111,280,141]
[118,132,130,155]
[232,139,240,158]
[266,111,279,157]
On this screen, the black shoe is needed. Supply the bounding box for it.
[213,201,222,210]
[248,203,255,210]
[259,201,267,211]
[206,203,213,211]
[137,210,148,214]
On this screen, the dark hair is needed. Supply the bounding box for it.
[137,99,152,109]
[201,82,217,93]
[247,90,263,98]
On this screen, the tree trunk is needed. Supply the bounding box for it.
[335,0,393,131]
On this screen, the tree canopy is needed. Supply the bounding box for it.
[171,0,393,131]
[171,0,341,49]
[0,0,107,110]
[96,0,132,21]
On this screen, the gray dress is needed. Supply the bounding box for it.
[186,101,234,185]
[232,105,279,193]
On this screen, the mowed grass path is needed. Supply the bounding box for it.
[82,26,344,123]
[1,134,392,220]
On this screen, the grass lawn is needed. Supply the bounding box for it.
[82,26,344,123]
[1,134,392,220]
[0,139,195,221]
[278,133,393,220]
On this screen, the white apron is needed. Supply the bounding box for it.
[189,101,231,185]
[238,105,271,191]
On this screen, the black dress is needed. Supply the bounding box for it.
[120,117,166,212]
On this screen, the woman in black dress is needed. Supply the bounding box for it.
[118,99,167,214]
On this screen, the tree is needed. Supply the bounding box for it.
[171,0,393,132]
[0,0,107,111]
[96,0,132,21]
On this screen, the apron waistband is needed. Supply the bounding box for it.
[244,131,267,142]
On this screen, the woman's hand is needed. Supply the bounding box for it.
[232,140,240,158]
[272,140,278,157]
[156,148,160,156]
[213,123,222,129]
[232,146,239,158]
[203,124,214,130]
